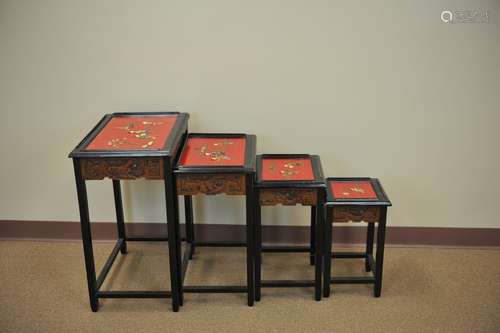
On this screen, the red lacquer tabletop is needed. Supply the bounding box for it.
[85,115,177,150]
[330,180,377,199]
[178,137,246,166]
[261,158,314,181]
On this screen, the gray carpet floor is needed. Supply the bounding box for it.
[1,241,499,332]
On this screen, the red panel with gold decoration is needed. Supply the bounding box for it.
[178,137,246,167]
[255,154,324,188]
[330,180,378,199]
[85,115,177,151]
[261,158,314,181]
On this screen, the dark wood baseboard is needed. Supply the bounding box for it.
[1,220,499,247]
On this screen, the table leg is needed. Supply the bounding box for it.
[173,181,183,306]
[374,207,387,297]
[164,162,181,312]
[245,174,255,306]
[310,206,316,266]
[314,195,324,301]
[323,208,332,298]
[73,159,99,312]
[365,222,375,272]
[184,195,195,259]
[113,180,127,254]
[254,188,262,302]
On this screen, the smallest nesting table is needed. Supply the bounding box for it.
[254,154,325,301]
[323,178,391,297]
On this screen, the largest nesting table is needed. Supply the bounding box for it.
[68,112,189,312]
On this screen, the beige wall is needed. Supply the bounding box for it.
[1,0,499,228]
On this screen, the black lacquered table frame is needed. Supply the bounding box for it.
[175,133,257,306]
[69,112,188,312]
[254,154,325,301]
[323,177,391,298]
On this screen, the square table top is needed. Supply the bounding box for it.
[255,154,325,188]
[69,112,189,158]
[175,133,256,174]
[326,177,391,206]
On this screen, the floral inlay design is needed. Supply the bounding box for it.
[261,158,315,181]
[195,140,234,162]
[268,161,303,179]
[178,137,246,166]
[85,115,177,151]
[107,121,164,149]
[330,181,378,199]
[341,186,365,197]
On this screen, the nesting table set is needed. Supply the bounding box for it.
[69,112,391,312]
